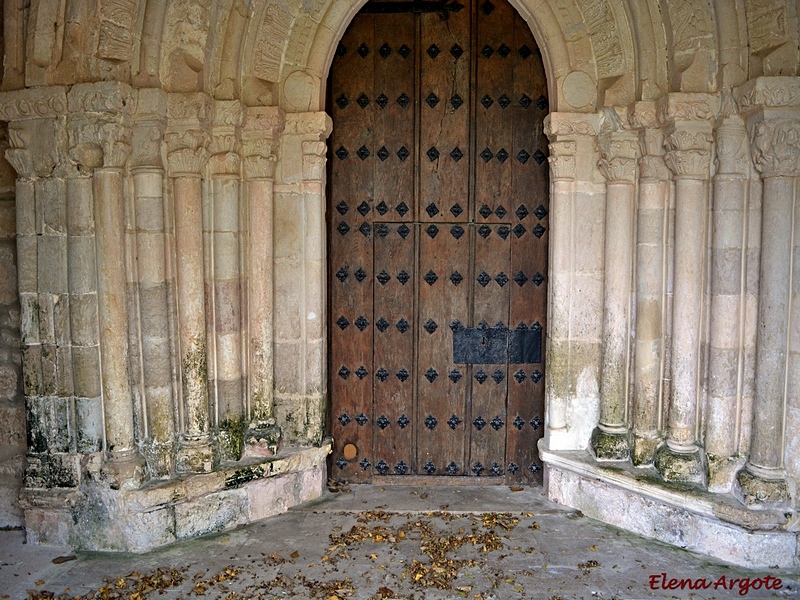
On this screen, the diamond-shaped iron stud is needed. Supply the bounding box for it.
[513,369,526,383]
[491,370,505,384]
[478,225,491,239]
[495,272,509,287]
[357,93,370,109]
[398,224,411,238]
[424,461,436,475]
[448,370,462,383]
[376,317,390,332]
[338,413,351,426]
[450,147,464,162]
[450,271,463,285]
[397,146,410,161]
[533,223,546,238]
[448,414,462,429]
[379,43,392,58]
[336,146,349,160]
[359,222,372,237]
[507,462,519,474]
[450,226,465,241]
[477,272,491,287]
[475,371,488,385]
[490,415,504,430]
[376,460,389,475]
[355,268,367,282]
[336,457,348,470]
[514,271,528,286]
[425,415,438,429]
[481,45,494,59]
[427,147,440,162]
[398,44,411,59]
[517,149,530,164]
[377,146,390,161]
[357,43,370,58]
[397,368,410,383]
[480,95,494,109]
[338,366,350,380]
[519,44,533,59]
[396,318,410,333]
[424,270,438,285]
[397,93,410,108]
[376,93,389,109]
[533,149,546,164]
[426,224,439,238]
[450,203,463,217]
[472,462,485,475]
[360,458,371,470]
[398,414,410,428]
[397,270,410,285]
[450,44,464,59]
[451,94,464,110]
[425,368,438,383]
[357,146,370,161]
[519,94,532,108]
[513,416,525,430]
[355,366,369,379]
[396,201,409,216]
[376,368,389,382]
[336,267,348,283]
[497,225,510,239]
[427,44,441,59]
[531,416,543,429]
[480,147,494,162]
[447,462,459,475]
[336,316,349,330]
[423,319,438,334]
[426,92,440,108]
[532,272,544,286]
[335,94,349,109]
[479,204,492,219]
[497,44,511,58]
[496,148,509,163]
[377,414,390,429]
[513,224,526,238]
[498,94,511,108]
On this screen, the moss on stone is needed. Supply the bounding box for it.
[225,463,268,489]
[218,415,246,461]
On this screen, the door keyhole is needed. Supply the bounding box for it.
[482,336,487,346]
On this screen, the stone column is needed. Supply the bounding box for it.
[733,78,800,508]
[591,124,638,461]
[655,93,718,486]
[705,105,752,492]
[1,88,79,487]
[242,106,284,455]
[274,112,331,445]
[166,93,214,473]
[209,100,246,461]
[630,103,672,466]
[542,113,605,452]
[68,83,144,485]
[130,89,175,479]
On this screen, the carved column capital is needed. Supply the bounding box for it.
[130,89,168,171]
[209,100,243,176]
[751,116,800,178]
[663,126,714,179]
[629,104,671,182]
[547,140,577,181]
[165,93,213,177]
[302,140,327,182]
[715,115,751,176]
[282,111,331,183]
[597,132,639,183]
[242,106,285,181]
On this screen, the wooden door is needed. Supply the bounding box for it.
[328,0,549,484]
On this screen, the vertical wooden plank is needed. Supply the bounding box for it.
[416,223,471,475]
[373,14,416,220]
[328,15,376,482]
[469,223,510,477]
[373,223,416,475]
[418,6,471,223]
[474,0,514,224]
[506,12,549,483]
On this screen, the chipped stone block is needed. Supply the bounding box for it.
[174,489,247,539]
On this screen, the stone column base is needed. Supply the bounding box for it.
[176,438,216,474]
[654,443,707,486]
[734,465,790,510]
[21,442,331,552]
[631,433,661,466]
[244,420,282,458]
[590,426,630,461]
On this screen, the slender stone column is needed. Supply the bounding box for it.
[705,107,752,492]
[130,89,175,478]
[541,113,605,452]
[733,77,800,508]
[209,100,246,461]
[655,93,718,486]
[630,103,671,465]
[242,106,284,455]
[166,93,214,474]
[592,125,638,460]
[274,112,332,445]
[68,83,144,484]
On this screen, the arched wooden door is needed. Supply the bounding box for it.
[328,0,549,484]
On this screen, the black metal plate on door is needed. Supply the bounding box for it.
[453,326,541,364]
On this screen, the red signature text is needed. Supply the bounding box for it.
[648,573,783,596]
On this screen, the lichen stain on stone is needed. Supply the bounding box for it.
[225,463,269,488]
[182,340,209,432]
[218,415,246,461]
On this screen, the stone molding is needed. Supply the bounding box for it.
[243,106,285,181]
[658,92,720,124]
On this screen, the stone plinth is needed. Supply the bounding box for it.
[541,445,798,569]
[19,443,330,552]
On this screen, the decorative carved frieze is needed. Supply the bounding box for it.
[736,77,800,112]
[544,113,598,139]
[658,93,719,123]
[252,2,294,83]
[284,111,333,139]
[547,141,577,181]
[629,101,659,130]
[573,0,624,79]
[751,118,800,178]
[0,87,69,121]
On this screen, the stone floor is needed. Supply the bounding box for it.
[1,484,798,599]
